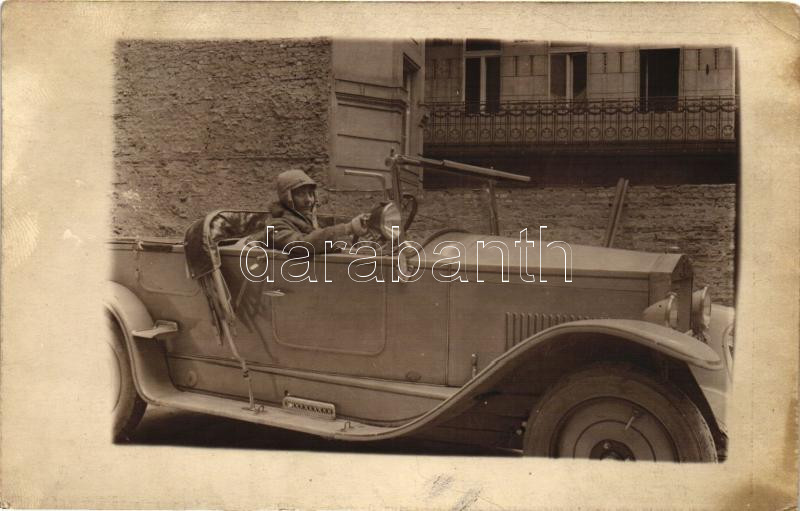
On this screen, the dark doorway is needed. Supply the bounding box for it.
[465,57,481,114]
[550,54,567,98]
[640,49,680,110]
[549,52,587,101]
[464,56,501,114]
[485,56,500,113]
[571,53,587,101]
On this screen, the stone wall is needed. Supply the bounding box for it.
[113,39,332,236]
[326,184,737,306]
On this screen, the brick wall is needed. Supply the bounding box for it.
[113,39,332,236]
[325,184,736,306]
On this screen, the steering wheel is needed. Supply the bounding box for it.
[400,193,418,232]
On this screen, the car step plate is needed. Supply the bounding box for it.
[282,396,336,420]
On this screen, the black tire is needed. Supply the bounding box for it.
[523,364,717,462]
[108,318,147,442]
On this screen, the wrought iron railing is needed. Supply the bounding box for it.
[423,96,737,147]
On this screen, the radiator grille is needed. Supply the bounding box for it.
[504,312,595,349]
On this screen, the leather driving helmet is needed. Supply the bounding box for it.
[276,169,317,210]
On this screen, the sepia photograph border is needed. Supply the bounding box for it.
[2,2,798,509]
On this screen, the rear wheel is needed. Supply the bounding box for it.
[108,318,146,442]
[523,364,717,462]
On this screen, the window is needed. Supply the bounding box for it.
[549,52,587,101]
[639,49,680,111]
[464,39,501,114]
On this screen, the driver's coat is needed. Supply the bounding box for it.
[261,201,351,253]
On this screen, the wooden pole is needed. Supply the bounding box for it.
[604,178,629,248]
[484,179,500,235]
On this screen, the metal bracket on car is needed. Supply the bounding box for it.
[343,169,390,201]
[132,320,179,339]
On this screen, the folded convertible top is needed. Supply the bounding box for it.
[184,210,271,280]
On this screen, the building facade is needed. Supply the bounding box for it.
[112,37,735,305]
[113,38,424,237]
[423,40,738,186]
[328,39,425,191]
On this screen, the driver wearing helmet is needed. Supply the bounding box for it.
[264,169,369,253]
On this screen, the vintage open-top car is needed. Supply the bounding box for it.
[106,153,734,461]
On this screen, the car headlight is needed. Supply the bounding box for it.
[378,202,402,240]
[691,286,712,332]
[643,292,679,329]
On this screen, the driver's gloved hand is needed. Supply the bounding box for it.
[348,213,370,237]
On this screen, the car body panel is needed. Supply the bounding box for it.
[423,232,685,276]
[107,220,728,442]
[106,275,723,441]
[445,278,650,384]
[223,251,451,387]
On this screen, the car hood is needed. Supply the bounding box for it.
[420,232,686,277]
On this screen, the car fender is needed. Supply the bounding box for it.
[335,319,724,440]
[688,304,735,433]
[104,281,177,406]
[449,319,722,415]
[502,318,723,371]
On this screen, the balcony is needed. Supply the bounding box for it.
[423,96,738,154]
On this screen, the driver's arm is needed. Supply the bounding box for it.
[271,221,349,253]
[269,215,368,253]
[317,214,352,228]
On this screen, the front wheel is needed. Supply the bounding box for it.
[108,318,147,442]
[523,364,717,462]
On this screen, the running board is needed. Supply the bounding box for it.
[148,388,395,440]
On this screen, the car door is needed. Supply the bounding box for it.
[229,248,449,386]
[215,247,451,423]
[263,249,389,370]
